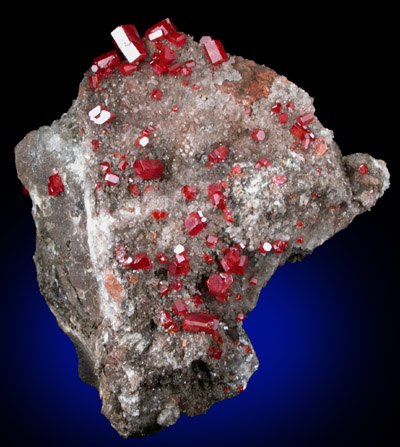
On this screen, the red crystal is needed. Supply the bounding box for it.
[184,212,206,236]
[272,239,289,254]
[160,309,179,333]
[111,24,147,63]
[104,172,120,186]
[150,89,163,100]
[48,172,64,196]
[117,160,128,171]
[297,112,314,126]
[124,252,152,270]
[200,36,229,65]
[159,45,176,64]
[203,253,214,264]
[279,112,288,124]
[251,129,266,141]
[223,207,234,223]
[166,32,187,47]
[208,144,229,163]
[190,293,204,308]
[172,298,188,316]
[358,163,369,175]
[159,284,171,296]
[272,175,287,186]
[100,162,110,173]
[156,253,168,264]
[168,62,182,75]
[168,261,190,277]
[145,18,177,41]
[236,312,245,322]
[206,235,219,248]
[182,185,197,200]
[92,50,121,71]
[207,272,233,299]
[255,157,271,170]
[89,72,103,89]
[220,247,248,275]
[271,103,282,114]
[182,312,219,334]
[88,105,115,125]
[249,277,259,286]
[259,241,272,254]
[230,164,242,176]
[129,183,140,196]
[151,61,169,75]
[133,159,164,179]
[208,346,223,360]
[290,123,308,140]
[118,62,140,76]
[152,210,168,220]
[171,280,183,291]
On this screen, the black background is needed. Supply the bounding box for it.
[1,4,398,446]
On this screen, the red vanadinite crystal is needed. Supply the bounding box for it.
[111,24,147,63]
[272,239,289,254]
[203,253,214,264]
[208,346,223,360]
[200,36,229,65]
[230,164,242,176]
[272,175,287,186]
[297,112,314,126]
[190,293,204,308]
[249,277,259,286]
[172,298,188,316]
[118,62,140,76]
[168,62,182,75]
[124,252,152,270]
[220,247,248,275]
[160,309,179,333]
[117,160,128,171]
[152,210,168,220]
[184,212,206,236]
[279,112,288,124]
[48,172,64,196]
[206,235,219,248]
[207,272,234,300]
[104,172,120,186]
[88,105,115,125]
[145,18,177,41]
[182,185,197,200]
[159,284,171,296]
[150,89,163,100]
[208,144,229,163]
[223,207,234,223]
[171,280,183,291]
[166,32,187,47]
[290,123,308,140]
[129,183,140,196]
[251,129,266,141]
[182,312,219,334]
[159,45,176,64]
[358,163,369,175]
[255,157,271,170]
[151,61,169,75]
[156,253,168,264]
[92,50,121,72]
[168,258,191,276]
[89,72,103,89]
[133,159,164,179]
[271,103,282,114]
[236,312,245,322]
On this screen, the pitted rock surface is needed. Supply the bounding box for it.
[14,21,389,437]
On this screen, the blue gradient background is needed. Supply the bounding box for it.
[2,7,398,447]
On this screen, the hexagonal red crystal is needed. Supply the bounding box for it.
[207,272,233,299]
[172,298,188,316]
[200,36,229,65]
[166,32,187,47]
[208,145,229,164]
[251,129,266,141]
[133,159,164,179]
[93,50,121,72]
[48,172,64,196]
[182,312,219,334]
[184,212,206,236]
[206,235,219,248]
[124,252,152,270]
[358,163,369,175]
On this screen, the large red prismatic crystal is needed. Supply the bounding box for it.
[111,24,147,63]
[145,18,177,42]
[200,36,229,65]
[207,272,234,299]
[92,50,121,71]
[182,312,219,334]
[124,253,152,270]
[133,159,164,179]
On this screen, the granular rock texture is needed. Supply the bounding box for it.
[14,20,389,438]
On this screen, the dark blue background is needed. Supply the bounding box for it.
[2,6,398,447]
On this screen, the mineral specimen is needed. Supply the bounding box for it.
[14,18,389,438]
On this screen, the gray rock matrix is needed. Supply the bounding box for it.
[15,24,389,437]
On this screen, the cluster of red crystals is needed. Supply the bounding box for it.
[123,252,152,270]
[271,239,289,254]
[172,298,188,316]
[89,50,122,87]
[271,102,293,124]
[48,172,64,196]
[290,112,315,150]
[152,210,168,220]
[169,252,191,277]
[111,24,147,63]
[272,175,287,186]
[184,212,207,236]
[160,309,179,333]
[207,272,234,302]
[208,182,227,209]
[358,163,369,175]
[230,164,242,176]
[219,246,248,275]
[208,144,229,164]
[166,32,187,47]
[190,293,204,308]
[133,159,164,179]
[182,185,197,200]
[182,312,219,334]
[200,36,229,66]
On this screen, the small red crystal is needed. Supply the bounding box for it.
[150,89,163,100]
[271,103,282,114]
[172,298,188,316]
[203,253,214,264]
[207,272,234,299]
[272,239,289,254]
[104,172,120,186]
[184,212,206,236]
[159,284,171,296]
[297,112,314,126]
[200,36,229,65]
[48,172,64,196]
[358,163,369,175]
[168,261,190,277]
[124,252,152,270]
[133,159,164,179]
[92,50,121,71]
[208,346,223,360]
[118,62,140,76]
[182,185,197,200]
[171,280,183,291]
[111,24,147,63]
[272,175,287,186]
[279,112,288,124]
[160,309,179,333]
[251,129,266,141]
[152,210,168,220]
[182,312,219,334]
[208,144,229,164]
[160,45,176,64]
[255,157,271,170]
[249,277,259,286]
[166,32,187,47]
[206,235,219,248]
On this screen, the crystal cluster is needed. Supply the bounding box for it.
[15,18,389,437]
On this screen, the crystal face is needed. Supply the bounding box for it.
[14,17,389,439]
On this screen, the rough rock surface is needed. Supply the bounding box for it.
[14,21,389,438]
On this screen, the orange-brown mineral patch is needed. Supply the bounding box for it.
[105,268,126,304]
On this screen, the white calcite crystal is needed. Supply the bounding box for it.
[14,19,389,438]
